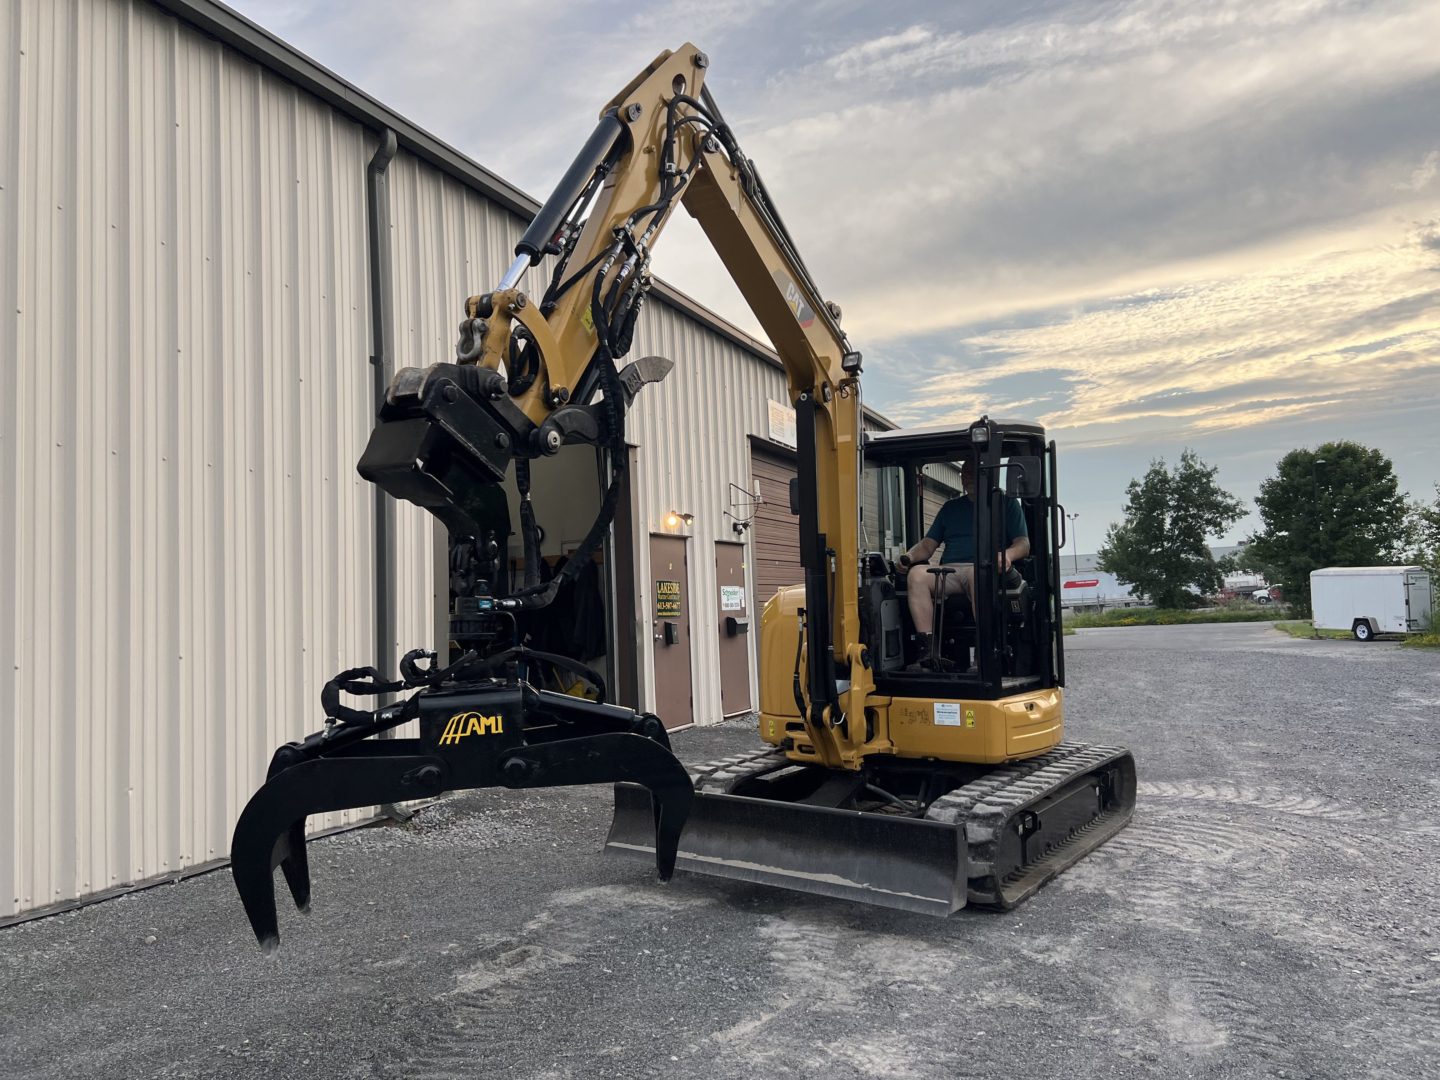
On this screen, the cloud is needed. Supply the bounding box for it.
[228,1,1440,341]
[735,0,1440,337]
[871,214,1440,453]
[1413,219,1440,253]
[1397,150,1440,193]
[226,0,1440,539]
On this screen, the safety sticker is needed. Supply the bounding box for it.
[934,702,962,727]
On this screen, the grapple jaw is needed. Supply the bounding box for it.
[230,664,691,951]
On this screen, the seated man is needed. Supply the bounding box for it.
[898,457,1030,664]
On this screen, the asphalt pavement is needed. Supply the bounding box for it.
[1,622,1437,1079]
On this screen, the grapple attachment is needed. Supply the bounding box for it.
[230,657,691,951]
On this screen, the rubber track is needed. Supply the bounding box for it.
[924,741,1134,908]
[687,747,793,793]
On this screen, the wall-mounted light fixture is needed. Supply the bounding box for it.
[724,482,760,537]
[663,510,695,530]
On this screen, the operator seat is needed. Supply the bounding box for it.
[936,564,1033,672]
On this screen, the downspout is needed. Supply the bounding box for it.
[366,129,406,820]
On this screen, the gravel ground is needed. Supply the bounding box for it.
[2,623,1437,1080]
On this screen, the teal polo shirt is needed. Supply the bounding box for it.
[925,496,1027,565]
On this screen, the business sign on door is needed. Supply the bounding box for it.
[655,579,682,617]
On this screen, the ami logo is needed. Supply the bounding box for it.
[438,711,505,745]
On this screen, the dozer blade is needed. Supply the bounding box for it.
[607,785,966,916]
[608,741,1136,917]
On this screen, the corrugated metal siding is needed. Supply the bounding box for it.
[1,0,842,918]
[625,309,789,723]
[0,0,411,920]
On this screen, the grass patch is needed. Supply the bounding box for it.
[1274,620,1349,640]
[1273,621,1440,646]
[1065,608,1282,629]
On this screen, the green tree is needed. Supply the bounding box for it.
[1408,484,1440,580]
[1097,449,1244,608]
[1246,442,1410,615]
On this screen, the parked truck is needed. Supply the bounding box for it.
[1310,566,1433,641]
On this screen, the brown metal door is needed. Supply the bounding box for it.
[749,442,803,606]
[649,534,693,730]
[715,541,752,715]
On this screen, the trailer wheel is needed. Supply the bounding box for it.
[1352,619,1374,642]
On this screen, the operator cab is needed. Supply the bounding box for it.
[859,418,1065,701]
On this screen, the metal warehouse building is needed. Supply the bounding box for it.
[0,0,893,922]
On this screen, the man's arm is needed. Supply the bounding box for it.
[999,498,1031,570]
[900,500,951,568]
[899,536,939,568]
[1000,535,1031,571]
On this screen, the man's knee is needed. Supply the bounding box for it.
[906,563,933,593]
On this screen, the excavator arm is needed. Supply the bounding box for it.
[361,44,874,762]
[230,45,874,949]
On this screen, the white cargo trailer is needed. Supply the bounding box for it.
[1310,566,1433,641]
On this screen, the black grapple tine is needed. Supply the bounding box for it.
[230,749,443,950]
[499,732,693,880]
[278,820,311,912]
[650,782,687,881]
[230,803,288,953]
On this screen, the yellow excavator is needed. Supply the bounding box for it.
[230,45,1135,948]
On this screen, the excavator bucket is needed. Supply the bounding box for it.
[607,783,966,914]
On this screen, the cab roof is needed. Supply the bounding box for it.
[864,421,1046,465]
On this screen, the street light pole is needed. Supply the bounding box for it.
[1068,511,1080,575]
[1309,457,1327,605]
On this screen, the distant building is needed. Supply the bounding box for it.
[1058,555,1144,611]
[1060,545,1257,610]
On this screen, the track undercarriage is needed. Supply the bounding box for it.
[607,741,1136,915]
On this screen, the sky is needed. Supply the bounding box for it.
[233,0,1440,550]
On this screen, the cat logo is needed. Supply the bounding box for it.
[438,711,504,745]
[771,269,816,328]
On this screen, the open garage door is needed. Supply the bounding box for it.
[750,440,803,606]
